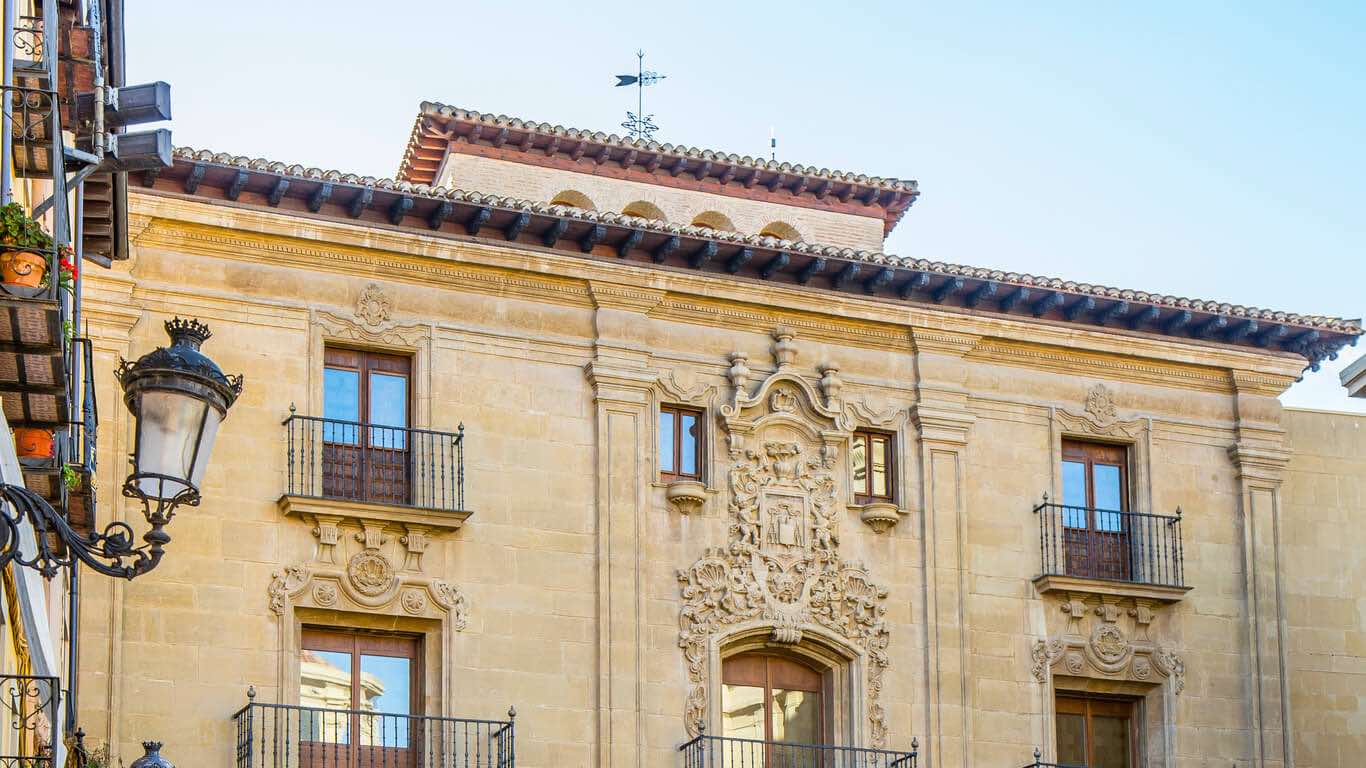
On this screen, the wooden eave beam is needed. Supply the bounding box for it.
[616,229,643,258]
[1127,305,1161,330]
[998,286,1031,313]
[726,248,753,274]
[387,196,413,225]
[267,177,290,207]
[797,257,827,285]
[466,206,492,235]
[503,212,530,241]
[308,183,333,213]
[863,267,894,295]
[688,241,717,269]
[965,281,998,308]
[225,169,249,201]
[184,163,205,194]
[347,188,373,218]
[1063,296,1095,322]
[1097,300,1129,326]
[427,201,452,230]
[759,252,789,279]
[140,167,160,187]
[932,277,964,304]
[652,235,680,263]
[579,224,606,253]
[541,218,568,246]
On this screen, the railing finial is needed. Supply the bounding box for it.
[1034,746,1041,761]
[1176,505,1183,517]
[697,720,706,735]
[288,402,296,415]
[507,705,516,720]
[247,684,256,701]
[1041,490,1049,504]
[911,736,918,753]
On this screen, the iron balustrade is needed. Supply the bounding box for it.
[233,702,514,768]
[0,674,59,768]
[1020,747,1086,768]
[284,414,465,512]
[678,734,918,768]
[1034,502,1184,588]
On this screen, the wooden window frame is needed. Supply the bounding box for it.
[722,652,825,746]
[300,627,424,715]
[659,405,705,483]
[324,347,413,430]
[1060,439,1130,514]
[851,429,896,505]
[1055,693,1141,767]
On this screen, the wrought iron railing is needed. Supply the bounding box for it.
[284,414,465,512]
[678,733,918,768]
[1020,747,1086,768]
[0,675,59,768]
[1034,502,1184,587]
[233,702,515,768]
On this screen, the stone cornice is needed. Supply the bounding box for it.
[125,193,1311,395]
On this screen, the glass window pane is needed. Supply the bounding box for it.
[1061,461,1088,525]
[680,412,699,476]
[299,649,353,743]
[1091,714,1131,768]
[770,688,820,745]
[1094,464,1123,511]
[721,684,766,740]
[851,435,867,491]
[870,436,889,498]
[1055,712,1086,766]
[658,411,675,474]
[369,372,408,448]
[324,368,360,444]
[359,655,412,747]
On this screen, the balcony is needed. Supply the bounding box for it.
[283,414,465,514]
[678,734,918,768]
[233,702,515,768]
[1032,502,1190,603]
[0,674,59,768]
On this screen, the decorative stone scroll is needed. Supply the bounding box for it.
[678,329,893,745]
[268,557,468,631]
[1031,593,1184,694]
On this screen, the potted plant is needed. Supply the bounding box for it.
[0,202,53,288]
[13,427,53,458]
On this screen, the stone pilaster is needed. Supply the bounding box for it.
[910,329,978,768]
[1229,370,1297,768]
[584,282,663,768]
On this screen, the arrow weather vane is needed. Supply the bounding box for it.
[616,50,666,141]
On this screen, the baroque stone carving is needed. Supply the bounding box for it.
[312,582,338,607]
[1085,383,1118,427]
[268,566,310,615]
[1032,593,1184,694]
[680,353,893,744]
[401,588,427,615]
[666,480,708,515]
[356,283,393,327]
[348,550,396,597]
[268,562,469,632]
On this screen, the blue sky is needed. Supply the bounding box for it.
[127,1,1364,412]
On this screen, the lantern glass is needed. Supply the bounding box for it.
[132,389,223,501]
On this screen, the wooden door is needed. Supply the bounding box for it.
[720,653,824,766]
[323,348,412,506]
[299,629,422,768]
[1061,440,1131,580]
[1056,695,1138,768]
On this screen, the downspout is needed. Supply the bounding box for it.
[2,0,16,202]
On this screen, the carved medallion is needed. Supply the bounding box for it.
[401,588,428,615]
[1085,383,1118,427]
[347,550,395,596]
[312,582,338,607]
[1090,623,1129,664]
[356,283,392,327]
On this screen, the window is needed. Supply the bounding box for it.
[850,430,894,504]
[690,210,736,232]
[1060,439,1130,580]
[549,190,596,210]
[621,200,667,222]
[299,629,421,762]
[758,221,802,242]
[1056,694,1139,768]
[323,347,412,504]
[659,405,703,482]
[721,653,823,746]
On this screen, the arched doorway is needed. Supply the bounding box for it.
[720,652,824,746]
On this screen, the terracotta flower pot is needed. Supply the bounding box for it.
[0,250,48,288]
[13,428,53,458]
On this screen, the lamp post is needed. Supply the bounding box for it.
[0,317,242,579]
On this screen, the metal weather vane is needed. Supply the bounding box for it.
[616,50,666,141]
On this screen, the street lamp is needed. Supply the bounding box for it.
[0,317,242,579]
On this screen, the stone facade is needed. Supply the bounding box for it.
[70,176,1363,768]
